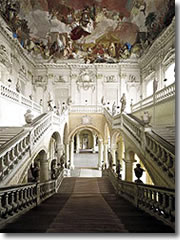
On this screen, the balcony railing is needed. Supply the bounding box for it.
[70,105,103,113]
[131,83,175,112]
[106,169,175,229]
[0,82,42,114]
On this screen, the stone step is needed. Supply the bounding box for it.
[1,177,174,233]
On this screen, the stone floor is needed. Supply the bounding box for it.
[72,153,102,177]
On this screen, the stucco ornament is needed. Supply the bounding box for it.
[81,115,92,125]
[76,69,95,91]
[0,44,12,68]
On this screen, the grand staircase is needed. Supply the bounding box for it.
[0,127,24,148]
[0,177,174,233]
[152,125,175,146]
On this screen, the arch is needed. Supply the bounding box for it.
[111,130,123,148]
[19,148,48,184]
[68,125,103,142]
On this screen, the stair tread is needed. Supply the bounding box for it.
[0,177,174,233]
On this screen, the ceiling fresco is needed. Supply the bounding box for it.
[0,0,175,63]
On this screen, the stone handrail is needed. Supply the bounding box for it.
[106,169,175,229]
[145,132,175,179]
[0,130,31,182]
[155,83,175,103]
[0,169,66,227]
[122,113,143,146]
[0,82,42,114]
[131,83,175,113]
[70,105,103,113]
[0,111,68,185]
[103,108,175,186]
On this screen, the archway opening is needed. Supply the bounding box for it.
[27,150,49,183]
[69,126,103,177]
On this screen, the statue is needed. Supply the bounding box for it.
[141,111,151,126]
[48,100,53,111]
[116,162,122,179]
[24,109,34,124]
[60,153,65,168]
[120,93,126,113]
[16,79,21,93]
[51,159,57,179]
[30,162,40,182]
[66,97,72,106]
[7,78,12,88]
[39,99,43,106]
[101,96,105,105]
[134,164,145,184]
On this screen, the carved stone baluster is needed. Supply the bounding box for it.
[4,193,13,216]
[148,189,154,210]
[21,189,26,208]
[161,149,168,171]
[16,190,22,210]
[24,188,29,207]
[11,191,18,213]
[153,190,158,212]
[29,187,34,204]
[4,153,10,175]
[163,194,173,222]
[166,153,173,169]
[0,156,5,180]
[17,141,23,160]
[157,192,163,215]
[10,148,16,167]
[14,144,20,164]
[0,194,6,218]
[159,193,167,217]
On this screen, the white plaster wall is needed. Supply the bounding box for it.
[0,96,40,126]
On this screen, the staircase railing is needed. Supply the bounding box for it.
[145,132,175,179]
[106,169,175,229]
[0,111,68,185]
[103,108,175,186]
[0,169,66,228]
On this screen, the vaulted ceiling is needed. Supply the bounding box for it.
[0,0,175,63]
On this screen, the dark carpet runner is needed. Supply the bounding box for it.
[1,177,174,233]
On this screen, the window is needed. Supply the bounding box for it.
[164,63,175,86]
[146,79,153,97]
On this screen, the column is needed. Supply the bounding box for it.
[92,134,96,153]
[70,140,74,169]
[103,143,108,169]
[111,147,117,172]
[56,144,64,164]
[98,139,103,169]
[117,138,123,166]
[76,133,80,153]
[124,151,134,182]
[40,160,49,182]
[65,143,69,168]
